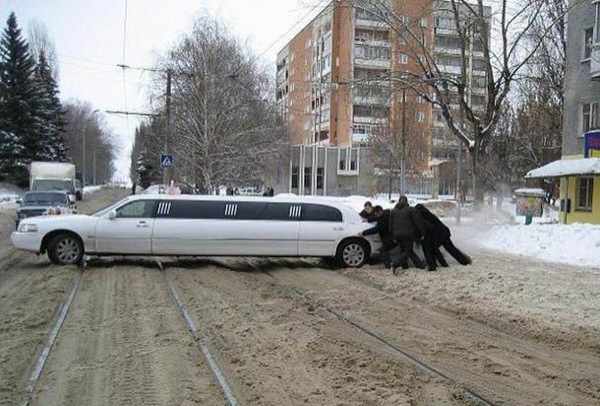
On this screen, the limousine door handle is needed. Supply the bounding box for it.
[333,226,344,231]
[137,221,149,228]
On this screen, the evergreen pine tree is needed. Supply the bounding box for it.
[35,51,68,161]
[0,12,43,186]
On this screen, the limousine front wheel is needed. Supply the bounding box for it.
[47,233,84,265]
[336,239,368,268]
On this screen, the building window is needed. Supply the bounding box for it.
[420,34,427,46]
[317,167,324,189]
[304,167,312,188]
[338,147,359,174]
[596,1,600,43]
[420,17,427,27]
[583,103,592,133]
[416,95,425,104]
[398,53,408,64]
[416,111,425,122]
[592,103,599,130]
[418,55,426,64]
[355,44,390,60]
[583,28,594,60]
[291,166,299,188]
[577,177,594,211]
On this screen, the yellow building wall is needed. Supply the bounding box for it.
[559,176,600,224]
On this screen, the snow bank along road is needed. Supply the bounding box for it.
[0,188,599,405]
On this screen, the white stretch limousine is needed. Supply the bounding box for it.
[11,195,380,267]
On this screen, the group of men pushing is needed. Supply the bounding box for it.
[358,197,471,274]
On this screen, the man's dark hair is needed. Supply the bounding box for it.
[374,205,383,212]
[364,201,372,208]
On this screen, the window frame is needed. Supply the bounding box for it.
[583,27,594,61]
[582,103,592,133]
[576,177,594,211]
[116,200,158,219]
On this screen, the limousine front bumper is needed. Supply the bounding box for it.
[11,231,42,253]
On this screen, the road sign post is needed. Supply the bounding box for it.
[160,154,173,169]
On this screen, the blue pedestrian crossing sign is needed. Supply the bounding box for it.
[160,154,174,168]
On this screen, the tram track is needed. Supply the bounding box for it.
[248,260,496,406]
[22,267,84,406]
[242,258,600,405]
[156,258,239,406]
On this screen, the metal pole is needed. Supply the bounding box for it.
[82,126,86,185]
[92,142,96,185]
[400,89,407,194]
[163,69,172,186]
[456,142,462,224]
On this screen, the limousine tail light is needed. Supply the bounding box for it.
[18,223,38,233]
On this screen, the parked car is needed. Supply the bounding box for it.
[15,191,73,228]
[74,179,83,200]
[11,195,380,267]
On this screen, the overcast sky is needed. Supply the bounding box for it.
[0,0,325,182]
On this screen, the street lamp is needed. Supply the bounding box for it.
[82,109,100,185]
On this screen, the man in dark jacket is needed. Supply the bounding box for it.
[359,201,377,222]
[415,204,472,266]
[388,196,431,272]
[359,205,396,269]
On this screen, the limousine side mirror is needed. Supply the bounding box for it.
[107,210,117,220]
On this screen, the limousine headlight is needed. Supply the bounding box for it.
[18,223,38,233]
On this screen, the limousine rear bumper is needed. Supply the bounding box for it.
[11,232,41,253]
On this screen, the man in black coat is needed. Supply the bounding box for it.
[359,205,396,269]
[414,204,471,266]
[388,196,431,272]
[359,201,377,222]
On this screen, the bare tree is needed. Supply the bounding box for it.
[153,15,289,192]
[484,0,566,200]
[27,19,59,81]
[367,89,428,196]
[337,0,581,204]
[63,100,115,184]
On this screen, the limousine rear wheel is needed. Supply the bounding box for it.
[336,239,368,268]
[48,233,83,265]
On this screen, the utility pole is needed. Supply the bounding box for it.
[163,69,172,186]
[400,89,407,195]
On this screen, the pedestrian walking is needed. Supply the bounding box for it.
[414,203,472,266]
[358,205,396,269]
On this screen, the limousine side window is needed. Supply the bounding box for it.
[164,200,303,221]
[302,204,343,222]
[166,200,226,219]
[116,200,157,218]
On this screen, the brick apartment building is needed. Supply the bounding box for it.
[275,0,489,196]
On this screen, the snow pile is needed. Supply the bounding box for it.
[475,222,600,269]
[0,186,22,207]
[83,185,104,195]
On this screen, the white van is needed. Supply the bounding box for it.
[11,195,380,268]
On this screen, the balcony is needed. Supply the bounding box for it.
[355,38,391,48]
[355,18,387,29]
[354,58,390,69]
[591,45,600,80]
